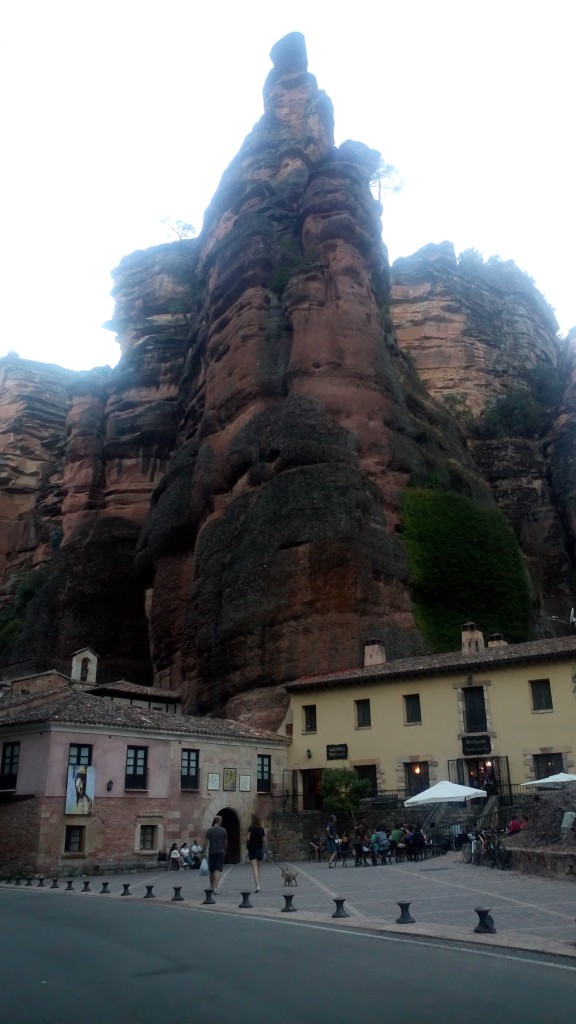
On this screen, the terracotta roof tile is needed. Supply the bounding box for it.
[90,681,182,700]
[0,691,287,744]
[284,635,576,692]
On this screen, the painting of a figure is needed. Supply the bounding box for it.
[66,765,95,814]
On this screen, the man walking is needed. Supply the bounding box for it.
[204,815,228,894]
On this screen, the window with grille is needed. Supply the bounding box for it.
[139,825,157,850]
[125,747,148,790]
[533,753,563,779]
[463,686,487,732]
[303,705,317,733]
[68,744,92,767]
[64,826,85,853]
[0,742,20,790]
[355,699,371,728]
[181,749,199,790]
[404,694,422,724]
[530,679,553,712]
[257,754,272,793]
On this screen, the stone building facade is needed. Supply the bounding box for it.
[0,690,288,875]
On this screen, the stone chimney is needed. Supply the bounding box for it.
[364,639,386,667]
[487,633,508,648]
[461,622,485,654]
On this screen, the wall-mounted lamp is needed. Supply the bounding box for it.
[414,765,421,775]
[306,749,312,759]
[106,780,114,792]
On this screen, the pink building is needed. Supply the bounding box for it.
[0,689,288,875]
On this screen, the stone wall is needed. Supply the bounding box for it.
[0,796,39,874]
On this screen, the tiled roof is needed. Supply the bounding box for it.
[0,691,288,744]
[0,687,71,712]
[90,681,182,701]
[284,635,576,692]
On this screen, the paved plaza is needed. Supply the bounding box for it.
[5,852,576,959]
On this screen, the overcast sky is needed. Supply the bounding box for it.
[1,1,573,370]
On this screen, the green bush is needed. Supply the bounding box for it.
[402,488,532,650]
[0,566,51,653]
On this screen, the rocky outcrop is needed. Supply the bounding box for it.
[0,34,575,726]
[134,33,491,722]
[390,244,575,627]
[390,242,559,417]
[0,355,73,596]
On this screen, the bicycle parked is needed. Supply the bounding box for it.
[462,827,510,869]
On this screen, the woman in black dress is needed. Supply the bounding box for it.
[247,813,266,892]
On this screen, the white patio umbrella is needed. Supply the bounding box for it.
[404,780,487,806]
[523,772,576,787]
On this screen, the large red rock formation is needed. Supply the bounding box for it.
[134,33,490,722]
[0,34,574,726]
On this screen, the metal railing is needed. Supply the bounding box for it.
[124,770,148,791]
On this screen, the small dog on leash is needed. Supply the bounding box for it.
[281,867,298,887]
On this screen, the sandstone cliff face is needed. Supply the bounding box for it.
[0,356,72,595]
[0,34,574,724]
[390,244,574,626]
[0,246,193,682]
[390,242,559,417]
[134,34,490,722]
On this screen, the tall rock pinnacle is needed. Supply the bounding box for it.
[133,34,488,726]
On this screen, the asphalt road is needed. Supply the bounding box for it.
[1,890,574,1023]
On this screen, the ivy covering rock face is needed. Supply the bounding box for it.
[402,488,533,651]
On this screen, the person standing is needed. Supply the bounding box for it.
[204,815,228,894]
[326,814,338,868]
[246,813,266,892]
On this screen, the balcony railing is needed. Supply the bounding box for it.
[180,775,199,791]
[124,770,148,791]
[0,773,18,791]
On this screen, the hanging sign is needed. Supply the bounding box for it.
[326,744,348,760]
[462,735,491,756]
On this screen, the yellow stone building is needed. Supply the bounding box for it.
[285,625,576,811]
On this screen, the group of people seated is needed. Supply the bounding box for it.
[310,821,431,866]
[164,840,204,870]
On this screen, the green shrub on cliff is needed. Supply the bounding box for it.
[0,566,50,654]
[402,488,532,651]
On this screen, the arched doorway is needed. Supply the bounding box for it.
[218,807,241,863]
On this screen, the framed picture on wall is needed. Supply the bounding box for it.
[223,768,236,792]
[239,774,251,792]
[207,773,220,791]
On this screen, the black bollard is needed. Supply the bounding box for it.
[281,893,297,913]
[474,907,496,934]
[171,887,184,902]
[26,878,34,887]
[121,883,131,896]
[239,892,253,909]
[144,885,155,898]
[15,878,22,886]
[37,877,45,888]
[65,879,74,891]
[100,882,110,894]
[51,878,59,889]
[396,901,415,924]
[82,880,91,893]
[203,889,216,905]
[332,897,349,919]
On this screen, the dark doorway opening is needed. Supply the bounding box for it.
[301,769,324,811]
[218,807,241,863]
